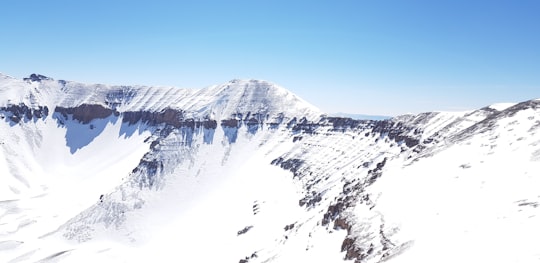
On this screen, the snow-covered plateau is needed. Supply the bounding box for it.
[0,73,539,263]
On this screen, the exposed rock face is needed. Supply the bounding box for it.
[23,73,52,82]
[271,157,305,178]
[124,109,218,130]
[270,115,435,263]
[55,104,116,124]
[221,119,239,128]
[289,116,422,150]
[203,119,218,129]
[123,108,184,127]
[0,104,49,123]
[237,225,253,236]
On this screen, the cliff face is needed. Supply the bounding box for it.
[0,104,49,124]
[55,104,117,124]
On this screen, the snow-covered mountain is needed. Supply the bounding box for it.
[0,73,539,263]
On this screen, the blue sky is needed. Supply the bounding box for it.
[1,0,539,115]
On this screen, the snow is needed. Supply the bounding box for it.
[0,113,151,263]
[1,119,349,262]
[371,106,540,263]
[0,74,326,262]
[489,102,517,111]
[1,73,540,262]
[55,124,349,262]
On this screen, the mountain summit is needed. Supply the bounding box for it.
[1,74,539,263]
[196,79,320,120]
[0,74,321,122]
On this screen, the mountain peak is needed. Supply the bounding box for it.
[223,79,287,93]
[221,79,287,94]
[201,79,321,120]
[228,78,266,84]
[23,73,52,82]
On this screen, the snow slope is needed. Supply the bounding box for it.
[374,102,540,263]
[0,73,539,262]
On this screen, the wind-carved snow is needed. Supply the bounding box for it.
[1,73,540,263]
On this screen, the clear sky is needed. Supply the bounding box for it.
[1,0,539,116]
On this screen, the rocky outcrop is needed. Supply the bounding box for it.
[272,116,428,263]
[237,226,253,236]
[371,120,421,147]
[23,73,52,82]
[271,157,305,178]
[221,119,239,128]
[290,117,319,134]
[123,109,218,128]
[238,252,258,263]
[0,104,49,123]
[122,108,184,127]
[55,104,117,124]
[288,116,423,149]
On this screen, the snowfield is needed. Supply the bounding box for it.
[0,73,539,262]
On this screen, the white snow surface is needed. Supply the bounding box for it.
[1,74,540,262]
[489,102,517,111]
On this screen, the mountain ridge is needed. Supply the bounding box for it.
[0,73,539,263]
[0,73,321,122]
